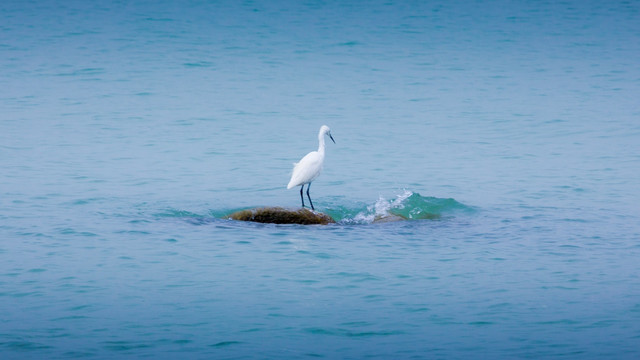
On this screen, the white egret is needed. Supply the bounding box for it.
[287,125,335,210]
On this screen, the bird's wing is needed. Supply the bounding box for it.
[287,151,323,188]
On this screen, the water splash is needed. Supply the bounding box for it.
[328,190,472,224]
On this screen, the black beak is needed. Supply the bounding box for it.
[329,134,336,144]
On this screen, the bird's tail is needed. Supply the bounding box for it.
[286,162,298,189]
[286,177,297,189]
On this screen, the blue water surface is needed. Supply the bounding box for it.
[2,0,640,358]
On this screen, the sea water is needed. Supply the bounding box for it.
[1,0,640,358]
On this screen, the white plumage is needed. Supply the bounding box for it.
[287,125,335,210]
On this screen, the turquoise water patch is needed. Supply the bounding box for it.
[325,190,473,223]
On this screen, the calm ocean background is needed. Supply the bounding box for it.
[2,0,640,358]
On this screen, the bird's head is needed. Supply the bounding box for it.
[320,125,336,144]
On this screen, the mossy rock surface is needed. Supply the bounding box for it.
[228,207,336,225]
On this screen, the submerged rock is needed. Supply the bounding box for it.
[372,214,407,223]
[228,207,336,225]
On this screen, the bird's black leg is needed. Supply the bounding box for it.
[300,185,305,208]
[306,183,315,211]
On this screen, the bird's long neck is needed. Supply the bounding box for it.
[317,132,326,155]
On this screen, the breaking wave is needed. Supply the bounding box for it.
[325,190,472,224]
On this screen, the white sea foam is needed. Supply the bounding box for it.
[350,190,415,224]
